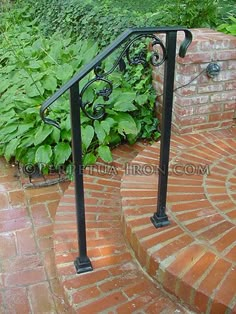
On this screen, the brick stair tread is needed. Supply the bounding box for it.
[53,142,193,313]
[121,127,236,313]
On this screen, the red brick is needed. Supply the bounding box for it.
[225,81,236,90]
[185,215,223,233]
[0,192,9,209]
[171,200,213,212]
[4,287,31,313]
[64,270,109,290]
[198,221,234,241]
[194,259,232,313]
[0,207,28,222]
[29,192,61,205]
[16,227,37,254]
[153,234,193,262]
[2,254,41,272]
[37,236,54,251]
[99,271,140,293]
[28,282,55,313]
[4,267,46,286]
[177,52,212,64]
[36,224,53,238]
[214,49,236,61]
[92,252,132,269]
[177,252,216,304]
[0,233,16,258]
[72,285,101,304]
[225,246,236,261]
[209,111,234,122]
[8,190,25,206]
[210,269,236,313]
[30,203,52,225]
[77,291,127,314]
[195,103,222,115]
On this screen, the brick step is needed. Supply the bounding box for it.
[121,128,236,313]
[52,142,193,313]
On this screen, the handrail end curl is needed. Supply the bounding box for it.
[178,29,193,58]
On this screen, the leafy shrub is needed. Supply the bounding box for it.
[0,18,159,170]
[217,15,236,36]
[14,0,219,48]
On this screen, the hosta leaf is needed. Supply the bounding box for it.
[17,123,34,136]
[101,120,110,134]
[25,82,44,97]
[82,125,94,150]
[112,91,137,112]
[28,60,42,69]
[114,113,138,135]
[1,124,18,135]
[43,75,57,91]
[34,124,53,146]
[35,145,52,164]
[51,127,61,142]
[55,64,73,82]
[114,101,136,112]
[83,152,97,167]
[4,138,19,161]
[94,120,106,144]
[0,79,11,94]
[54,142,71,165]
[97,145,113,163]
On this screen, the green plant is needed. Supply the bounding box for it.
[0,16,159,170]
[217,15,236,35]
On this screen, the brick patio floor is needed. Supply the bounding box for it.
[0,127,235,313]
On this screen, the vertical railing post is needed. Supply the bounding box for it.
[151,31,177,228]
[69,82,93,273]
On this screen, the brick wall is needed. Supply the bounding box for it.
[152,28,236,134]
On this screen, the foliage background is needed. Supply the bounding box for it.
[0,0,235,173]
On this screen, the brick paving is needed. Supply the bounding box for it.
[0,127,235,313]
[0,159,71,313]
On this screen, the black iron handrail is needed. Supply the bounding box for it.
[40,27,192,274]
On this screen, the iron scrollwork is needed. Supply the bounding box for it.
[80,34,167,120]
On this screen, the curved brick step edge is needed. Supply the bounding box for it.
[52,142,193,313]
[120,127,236,314]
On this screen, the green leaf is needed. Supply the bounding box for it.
[35,145,52,164]
[4,138,19,161]
[94,120,106,144]
[1,124,18,135]
[25,82,44,97]
[34,124,53,146]
[55,64,73,82]
[114,113,138,136]
[111,91,137,112]
[28,60,43,69]
[135,94,148,105]
[43,75,57,91]
[0,79,11,94]
[82,125,94,151]
[54,142,71,165]
[17,123,34,136]
[97,145,113,163]
[101,120,110,134]
[83,152,97,166]
[51,127,61,142]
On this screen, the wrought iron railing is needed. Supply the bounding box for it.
[40,27,192,274]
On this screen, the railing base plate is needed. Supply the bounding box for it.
[74,257,93,274]
[150,213,170,228]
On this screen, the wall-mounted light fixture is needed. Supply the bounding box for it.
[206,62,221,78]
